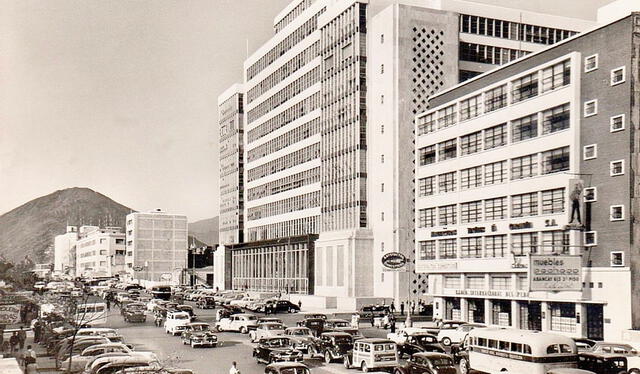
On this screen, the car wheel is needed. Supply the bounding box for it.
[361,361,369,372]
[343,356,351,369]
[240,327,247,334]
[459,358,470,374]
[216,325,222,332]
[628,370,640,374]
[324,351,332,364]
[442,337,451,346]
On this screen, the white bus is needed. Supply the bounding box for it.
[461,328,577,374]
[74,303,107,326]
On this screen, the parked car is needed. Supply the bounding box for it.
[422,320,466,336]
[164,311,191,335]
[253,337,304,365]
[343,338,398,372]
[195,295,215,309]
[360,304,390,318]
[283,327,315,354]
[250,322,287,343]
[180,323,218,348]
[263,362,310,374]
[116,367,194,374]
[175,305,196,320]
[61,344,155,374]
[393,352,457,374]
[573,338,598,352]
[87,355,159,374]
[397,332,445,358]
[387,327,433,345]
[436,323,484,346]
[301,313,327,320]
[122,303,147,323]
[296,318,325,337]
[578,352,628,374]
[309,332,353,364]
[590,341,639,356]
[216,313,259,334]
[230,295,260,308]
[323,319,359,336]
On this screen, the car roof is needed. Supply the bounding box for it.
[285,327,309,330]
[414,352,453,359]
[321,332,352,337]
[593,341,633,347]
[580,352,628,359]
[265,362,308,369]
[357,338,394,344]
[547,369,597,374]
[260,322,284,326]
[326,318,348,322]
[167,311,190,316]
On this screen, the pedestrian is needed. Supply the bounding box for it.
[33,321,41,344]
[400,301,405,315]
[390,301,395,314]
[18,327,26,350]
[229,361,240,374]
[297,300,302,309]
[411,301,416,315]
[24,345,37,374]
[106,299,110,311]
[10,332,19,353]
[370,314,375,328]
[390,315,396,333]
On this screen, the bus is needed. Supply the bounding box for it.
[73,303,108,326]
[460,328,577,374]
[150,285,172,300]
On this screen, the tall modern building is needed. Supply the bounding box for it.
[54,226,78,276]
[414,3,640,340]
[218,0,593,308]
[75,226,126,278]
[125,210,188,286]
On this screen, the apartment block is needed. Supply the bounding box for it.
[414,9,640,340]
[76,226,126,278]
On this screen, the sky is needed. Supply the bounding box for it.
[0,0,614,222]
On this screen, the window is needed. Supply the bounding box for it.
[512,73,538,103]
[541,188,565,214]
[419,145,436,166]
[466,276,485,289]
[610,114,625,132]
[438,105,457,129]
[381,212,385,221]
[439,240,457,260]
[460,131,482,155]
[419,241,436,260]
[485,235,507,257]
[584,187,597,202]
[460,201,482,224]
[418,208,436,228]
[511,154,538,180]
[584,54,598,72]
[444,274,461,287]
[583,144,597,160]
[485,197,506,220]
[491,275,511,290]
[99,250,107,255]
[418,177,435,196]
[381,124,384,134]
[484,124,507,150]
[380,64,384,74]
[511,113,538,142]
[459,95,482,121]
[460,166,482,190]
[584,231,597,246]
[485,160,507,185]
[541,60,570,92]
[542,147,570,174]
[381,154,384,163]
[610,205,624,221]
[380,34,384,43]
[611,66,625,85]
[542,103,570,134]
[584,100,597,117]
[461,237,482,258]
[418,113,436,135]
[541,231,570,254]
[512,232,538,255]
[511,192,538,218]
[484,85,507,112]
[610,160,624,176]
[438,172,457,193]
[381,183,384,192]
[438,139,457,160]
[380,95,384,104]
[611,251,624,267]
[439,205,457,226]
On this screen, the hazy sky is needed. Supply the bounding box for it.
[0,0,614,222]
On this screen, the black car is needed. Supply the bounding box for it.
[360,304,391,317]
[578,352,628,374]
[393,352,457,374]
[180,322,218,348]
[296,318,325,337]
[253,337,304,365]
[398,333,445,358]
[176,305,196,320]
[265,300,300,314]
[122,303,147,323]
[264,362,310,374]
[309,332,353,364]
[195,295,215,309]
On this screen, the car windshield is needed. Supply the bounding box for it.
[280,368,309,374]
[333,321,349,327]
[432,358,453,367]
[174,315,188,320]
[268,338,289,347]
[245,316,257,320]
[191,325,209,331]
[416,335,437,344]
[289,329,309,336]
[267,324,285,330]
[335,337,352,344]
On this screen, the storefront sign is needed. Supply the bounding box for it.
[382,252,408,272]
[450,289,529,298]
[0,304,21,324]
[416,262,458,272]
[431,230,457,237]
[529,255,582,291]
[509,222,533,230]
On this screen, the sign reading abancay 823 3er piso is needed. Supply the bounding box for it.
[529,255,582,291]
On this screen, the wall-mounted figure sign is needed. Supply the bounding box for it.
[382,252,408,272]
[568,179,584,225]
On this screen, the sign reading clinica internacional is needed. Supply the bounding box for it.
[529,255,582,291]
[382,252,408,272]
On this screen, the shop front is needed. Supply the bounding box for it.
[491,299,512,326]
[467,298,485,323]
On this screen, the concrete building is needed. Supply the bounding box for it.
[219,0,593,308]
[53,226,78,276]
[414,6,640,340]
[125,210,188,286]
[75,226,126,278]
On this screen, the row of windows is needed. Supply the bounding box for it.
[247,143,320,182]
[247,92,320,144]
[274,0,317,34]
[459,14,577,45]
[459,42,528,66]
[247,118,320,163]
[247,42,319,104]
[417,188,565,227]
[417,60,571,134]
[418,103,570,158]
[247,191,320,221]
[419,230,570,260]
[247,9,324,80]
[247,167,320,202]
[247,215,319,242]
[247,66,320,124]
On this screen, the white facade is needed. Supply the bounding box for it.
[76,226,126,278]
[53,226,78,275]
[125,210,188,286]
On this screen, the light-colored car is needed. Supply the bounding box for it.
[215,313,258,334]
[90,356,159,374]
[250,322,286,342]
[387,327,433,345]
[230,295,260,308]
[60,344,155,373]
[164,311,191,335]
[437,323,485,346]
[146,299,164,312]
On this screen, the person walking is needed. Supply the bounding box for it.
[18,327,26,350]
[390,301,396,314]
[9,332,19,353]
[411,301,416,315]
[32,321,41,344]
[229,361,240,374]
[400,302,405,315]
[24,345,37,374]
[106,299,111,311]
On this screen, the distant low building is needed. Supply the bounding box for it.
[33,263,53,279]
[54,226,78,276]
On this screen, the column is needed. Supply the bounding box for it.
[484,299,492,325]
[461,298,469,322]
[541,301,550,332]
[511,300,520,328]
[577,303,587,337]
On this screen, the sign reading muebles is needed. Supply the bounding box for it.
[529,255,582,291]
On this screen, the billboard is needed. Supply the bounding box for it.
[567,179,584,226]
[0,304,21,325]
[381,252,408,272]
[529,255,582,291]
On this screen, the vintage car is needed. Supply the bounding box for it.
[175,305,196,320]
[216,313,259,334]
[180,323,218,348]
[360,304,391,318]
[547,369,597,374]
[283,327,315,354]
[264,362,310,374]
[590,341,639,356]
[308,332,353,363]
[393,352,457,374]
[250,322,287,343]
[422,320,466,336]
[296,318,325,337]
[122,303,147,323]
[253,337,304,365]
[60,344,156,374]
[572,338,598,352]
[254,300,300,314]
[323,319,359,336]
[387,327,433,345]
[195,295,215,309]
[163,311,191,335]
[230,295,261,308]
[578,352,628,374]
[301,313,327,320]
[436,323,485,346]
[343,338,398,372]
[397,332,445,358]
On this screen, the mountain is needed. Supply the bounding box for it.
[0,187,134,263]
[188,216,219,246]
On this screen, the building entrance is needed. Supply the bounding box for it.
[491,299,511,326]
[586,304,604,340]
[467,299,485,323]
[519,301,542,331]
[445,298,461,320]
